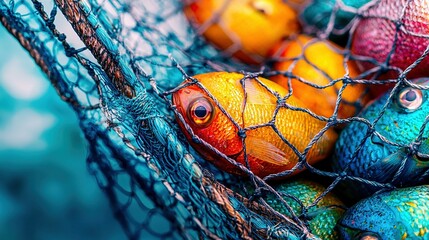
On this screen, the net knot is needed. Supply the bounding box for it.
[339,171,348,179]
[328,116,338,124]
[276,97,286,106]
[237,129,247,139]
[58,33,66,41]
[299,207,312,221]
[342,75,354,85]
[248,187,265,202]
[243,72,262,79]
[65,47,86,57]
[393,19,403,29]
[409,141,421,155]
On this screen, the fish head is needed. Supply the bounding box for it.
[172,80,243,164]
[371,79,429,180]
[337,195,406,240]
[373,78,429,140]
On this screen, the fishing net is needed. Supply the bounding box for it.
[1,0,429,239]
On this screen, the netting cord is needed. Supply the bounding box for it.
[0,0,87,109]
[26,2,263,237]
[130,92,316,238]
[202,175,320,239]
[0,2,201,238]
[1,0,321,238]
[55,0,135,98]
[1,3,148,239]
[81,60,223,238]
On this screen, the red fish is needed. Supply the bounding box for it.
[351,0,429,96]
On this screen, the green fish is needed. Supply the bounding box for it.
[338,185,429,239]
[267,179,345,240]
[300,0,371,44]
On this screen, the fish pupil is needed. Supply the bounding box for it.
[397,88,423,111]
[405,90,417,102]
[194,105,207,118]
[187,98,214,127]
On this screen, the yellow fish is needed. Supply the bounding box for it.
[183,0,300,64]
[270,34,368,119]
[172,72,338,178]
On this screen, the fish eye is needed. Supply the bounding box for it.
[251,1,273,15]
[354,232,380,240]
[397,87,423,112]
[187,97,214,127]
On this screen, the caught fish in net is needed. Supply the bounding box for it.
[2,0,429,239]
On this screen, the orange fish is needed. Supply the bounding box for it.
[172,72,338,178]
[270,35,368,119]
[183,0,300,64]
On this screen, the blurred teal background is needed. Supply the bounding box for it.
[0,26,125,239]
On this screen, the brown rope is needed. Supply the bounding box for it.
[201,177,253,240]
[55,0,135,98]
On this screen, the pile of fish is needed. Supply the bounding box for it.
[174,0,429,239]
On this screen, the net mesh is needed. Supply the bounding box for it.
[1,0,429,239]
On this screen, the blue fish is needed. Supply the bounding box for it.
[337,185,429,239]
[333,78,429,199]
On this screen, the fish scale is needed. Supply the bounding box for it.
[338,185,429,239]
[267,179,344,240]
[245,104,328,171]
[333,79,429,200]
[184,0,300,64]
[384,193,429,236]
[352,0,429,79]
[270,34,369,119]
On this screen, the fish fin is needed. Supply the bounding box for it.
[246,136,289,166]
[244,80,277,105]
[370,150,407,183]
[371,148,429,184]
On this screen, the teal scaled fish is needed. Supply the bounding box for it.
[266,179,345,240]
[300,0,371,44]
[337,185,429,239]
[333,78,429,200]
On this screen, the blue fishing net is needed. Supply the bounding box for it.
[1,0,429,239]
